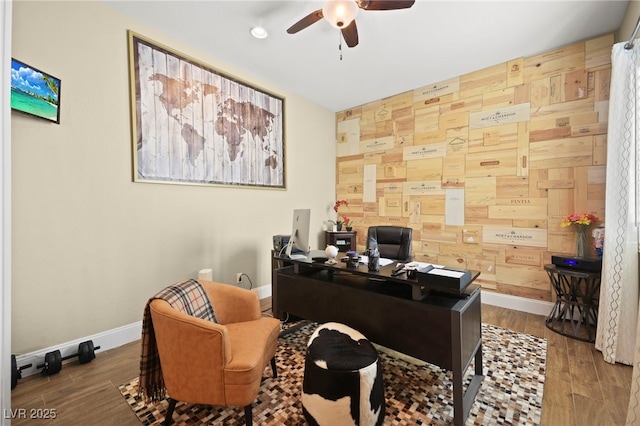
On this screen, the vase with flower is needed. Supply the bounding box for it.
[561,213,600,258]
[329,199,349,231]
[344,216,353,232]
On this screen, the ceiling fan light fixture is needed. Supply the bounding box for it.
[250,26,268,39]
[322,0,359,29]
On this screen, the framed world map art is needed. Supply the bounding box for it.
[127,31,285,189]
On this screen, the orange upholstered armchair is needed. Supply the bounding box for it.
[148,280,281,425]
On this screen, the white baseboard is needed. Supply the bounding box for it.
[481,290,554,317]
[253,284,272,300]
[15,287,274,380]
[13,286,546,380]
[14,321,142,379]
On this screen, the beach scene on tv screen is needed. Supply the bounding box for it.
[11,59,60,122]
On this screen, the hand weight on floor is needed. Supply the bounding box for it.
[11,355,32,389]
[37,340,101,376]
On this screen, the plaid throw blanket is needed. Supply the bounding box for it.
[138,279,217,402]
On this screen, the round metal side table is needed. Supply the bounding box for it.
[544,264,601,342]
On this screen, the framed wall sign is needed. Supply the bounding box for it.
[127,31,285,189]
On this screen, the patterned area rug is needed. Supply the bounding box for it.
[119,322,546,425]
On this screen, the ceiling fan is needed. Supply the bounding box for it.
[287,0,416,48]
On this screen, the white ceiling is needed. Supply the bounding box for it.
[103,0,630,112]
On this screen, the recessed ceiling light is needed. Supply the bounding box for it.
[250,26,268,39]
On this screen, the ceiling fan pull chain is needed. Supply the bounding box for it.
[339,32,343,61]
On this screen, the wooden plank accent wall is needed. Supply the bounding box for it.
[334,34,612,302]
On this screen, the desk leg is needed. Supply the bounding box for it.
[452,308,483,426]
[452,358,464,426]
[467,343,483,416]
[452,341,483,426]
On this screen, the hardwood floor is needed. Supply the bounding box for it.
[10,301,633,425]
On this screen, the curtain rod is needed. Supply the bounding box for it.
[625,15,640,49]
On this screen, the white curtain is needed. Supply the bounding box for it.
[594,41,640,425]
[596,40,640,365]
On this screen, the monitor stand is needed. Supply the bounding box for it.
[288,253,308,260]
[284,240,308,260]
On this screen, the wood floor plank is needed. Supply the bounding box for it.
[601,380,632,425]
[566,337,595,361]
[591,345,634,389]
[524,313,547,338]
[545,343,572,383]
[540,376,575,425]
[568,356,603,400]
[46,381,139,426]
[9,300,633,426]
[505,309,529,333]
[573,394,619,426]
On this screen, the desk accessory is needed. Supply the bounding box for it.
[551,255,602,272]
[367,248,380,271]
[417,266,472,292]
[273,234,290,252]
[345,251,360,268]
[391,263,405,274]
[324,245,339,265]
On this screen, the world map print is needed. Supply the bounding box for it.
[130,33,284,188]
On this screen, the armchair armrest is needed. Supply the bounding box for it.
[199,280,261,324]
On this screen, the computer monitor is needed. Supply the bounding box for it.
[286,208,311,258]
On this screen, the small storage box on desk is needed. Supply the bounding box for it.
[417,265,474,295]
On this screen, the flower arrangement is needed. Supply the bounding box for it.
[560,213,600,228]
[561,213,600,258]
[333,199,348,213]
[329,199,349,228]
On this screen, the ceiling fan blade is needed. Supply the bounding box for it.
[287,9,324,34]
[358,0,415,10]
[341,20,359,48]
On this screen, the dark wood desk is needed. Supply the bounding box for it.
[272,251,482,426]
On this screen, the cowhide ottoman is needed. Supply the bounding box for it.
[302,322,385,426]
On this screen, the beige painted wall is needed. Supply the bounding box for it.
[11,0,336,353]
[618,0,640,42]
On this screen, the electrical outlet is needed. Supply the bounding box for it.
[236,273,242,284]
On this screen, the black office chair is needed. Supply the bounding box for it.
[366,226,413,262]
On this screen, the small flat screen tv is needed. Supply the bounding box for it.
[11,58,61,124]
[286,209,311,259]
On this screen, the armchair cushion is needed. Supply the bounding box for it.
[223,318,281,405]
[202,279,260,324]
